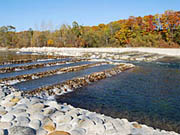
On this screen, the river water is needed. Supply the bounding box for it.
[56,57,180,133]
[0,51,50,62]
[13,64,115,91]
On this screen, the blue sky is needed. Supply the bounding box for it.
[0,0,179,31]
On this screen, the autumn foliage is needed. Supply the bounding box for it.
[0,10,180,48]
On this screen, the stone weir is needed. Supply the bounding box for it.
[0,59,34,65]
[83,51,164,62]
[0,55,72,65]
[0,61,105,85]
[0,58,87,73]
[23,63,135,98]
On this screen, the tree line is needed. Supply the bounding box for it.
[0,10,180,48]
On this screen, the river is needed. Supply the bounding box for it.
[1,51,180,132]
[56,57,180,133]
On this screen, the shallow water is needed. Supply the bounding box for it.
[56,58,180,133]
[0,61,92,79]
[0,51,50,63]
[0,57,70,69]
[14,64,115,91]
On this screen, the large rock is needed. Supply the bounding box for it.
[93,123,105,134]
[70,128,86,135]
[29,119,41,129]
[10,109,26,115]
[3,94,13,101]
[10,97,20,104]
[12,92,22,97]
[104,128,118,135]
[14,112,30,118]
[50,111,64,120]
[36,128,48,135]
[30,97,41,104]
[56,124,72,132]
[18,98,31,105]
[135,125,154,135]
[0,122,12,129]
[14,104,28,110]
[16,116,30,126]
[60,105,71,112]
[56,115,72,124]
[0,106,5,110]
[30,113,45,121]
[27,103,44,113]
[0,108,7,115]
[2,101,16,108]
[0,91,5,98]
[104,121,114,130]
[0,129,5,135]
[44,101,60,109]
[43,107,57,116]
[78,118,95,131]
[70,117,82,128]
[132,122,142,128]
[1,114,15,122]
[42,118,56,132]
[48,131,71,135]
[65,109,79,118]
[110,119,131,134]
[3,106,13,112]
[9,126,36,135]
[88,115,104,124]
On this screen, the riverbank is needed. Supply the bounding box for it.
[0,48,19,51]
[0,84,179,135]
[0,49,180,135]
[19,47,180,57]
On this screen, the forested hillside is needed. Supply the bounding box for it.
[0,10,180,48]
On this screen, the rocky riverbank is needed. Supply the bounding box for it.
[0,84,179,135]
[0,49,180,135]
[17,47,180,63]
[19,47,180,57]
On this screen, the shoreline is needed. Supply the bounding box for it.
[0,84,179,135]
[1,47,180,57]
[18,47,180,57]
[0,47,19,51]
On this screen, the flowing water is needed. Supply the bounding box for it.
[0,58,70,69]
[13,64,115,91]
[0,61,92,79]
[0,51,52,63]
[56,58,180,133]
